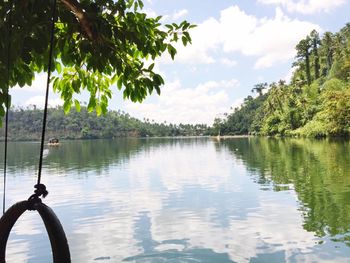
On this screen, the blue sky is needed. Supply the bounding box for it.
[11,0,350,125]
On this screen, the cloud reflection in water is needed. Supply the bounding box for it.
[2,138,350,262]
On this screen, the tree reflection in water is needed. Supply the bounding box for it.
[221,138,350,245]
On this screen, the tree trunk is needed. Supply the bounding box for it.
[305,52,311,85]
[326,48,333,74]
[313,38,320,79]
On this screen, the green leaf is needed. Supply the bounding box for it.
[182,21,190,30]
[72,79,80,93]
[153,74,164,86]
[183,32,191,43]
[148,63,155,71]
[0,106,4,118]
[63,100,71,114]
[155,85,161,95]
[74,99,81,112]
[101,102,108,114]
[182,36,187,46]
[87,97,96,112]
[117,77,123,90]
[167,45,177,60]
[96,104,102,116]
[111,73,118,84]
[127,0,134,9]
[138,0,144,9]
[165,24,173,31]
[55,62,62,74]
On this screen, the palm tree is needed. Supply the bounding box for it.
[296,37,312,85]
[322,32,334,75]
[251,82,268,96]
[310,30,321,79]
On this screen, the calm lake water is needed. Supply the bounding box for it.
[0,137,350,262]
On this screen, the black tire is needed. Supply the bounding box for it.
[0,200,71,263]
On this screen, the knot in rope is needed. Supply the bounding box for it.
[35,183,49,198]
[27,184,48,210]
[33,183,49,198]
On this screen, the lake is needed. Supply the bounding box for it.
[1,137,350,262]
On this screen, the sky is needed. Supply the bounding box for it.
[11,0,350,125]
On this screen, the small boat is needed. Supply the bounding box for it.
[48,138,60,146]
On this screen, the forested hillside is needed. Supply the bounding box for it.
[0,106,210,141]
[3,24,350,140]
[219,24,350,137]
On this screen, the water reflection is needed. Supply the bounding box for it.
[125,212,233,262]
[1,138,350,262]
[221,138,350,243]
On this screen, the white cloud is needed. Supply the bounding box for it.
[25,96,63,108]
[258,0,345,14]
[160,17,221,64]
[143,8,157,18]
[173,9,188,20]
[220,58,238,67]
[125,79,239,124]
[219,6,321,68]
[13,73,47,93]
[11,73,65,108]
[161,9,189,22]
[166,6,320,68]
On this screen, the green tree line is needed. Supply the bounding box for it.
[219,24,350,138]
[0,106,210,141]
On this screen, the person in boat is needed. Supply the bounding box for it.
[48,138,59,145]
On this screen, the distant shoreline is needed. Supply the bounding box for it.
[212,135,251,139]
[2,135,350,143]
[0,135,253,142]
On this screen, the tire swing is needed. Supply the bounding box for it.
[0,0,71,262]
[0,190,71,263]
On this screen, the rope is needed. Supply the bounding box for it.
[36,0,57,189]
[3,0,13,215]
[2,0,57,205]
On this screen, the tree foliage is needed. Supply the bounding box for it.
[0,0,194,118]
[220,23,350,138]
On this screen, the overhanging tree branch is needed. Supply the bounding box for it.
[0,0,195,118]
[60,0,97,41]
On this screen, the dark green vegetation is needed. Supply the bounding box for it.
[219,25,350,138]
[0,106,210,141]
[0,0,194,118]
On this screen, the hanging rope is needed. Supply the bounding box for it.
[0,2,71,262]
[35,0,57,196]
[3,0,13,215]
